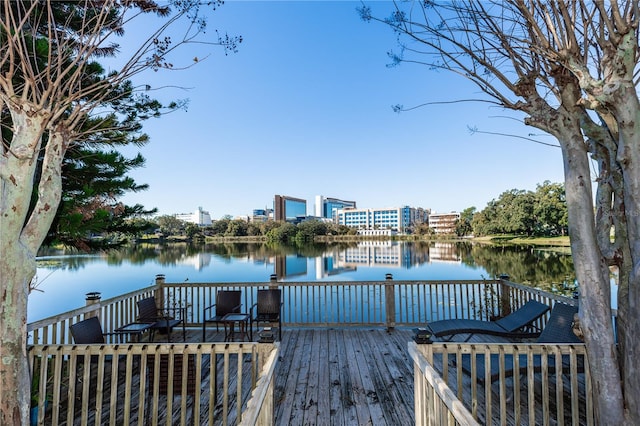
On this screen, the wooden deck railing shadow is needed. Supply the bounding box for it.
[29,342,278,426]
[411,341,593,425]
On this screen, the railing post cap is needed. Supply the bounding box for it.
[85,292,101,300]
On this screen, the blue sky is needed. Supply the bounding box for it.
[118,1,565,218]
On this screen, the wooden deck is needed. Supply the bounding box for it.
[273,328,415,426]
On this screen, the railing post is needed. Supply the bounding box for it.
[155,274,166,309]
[385,273,395,331]
[498,274,512,316]
[85,292,101,319]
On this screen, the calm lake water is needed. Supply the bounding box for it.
[29,241,576,322]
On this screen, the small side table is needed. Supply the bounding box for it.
[221,313,251,342]
[115,322,153,342]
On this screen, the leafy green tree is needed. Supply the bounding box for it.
[295,220,328,242]
[157,215,185,236]
[210,218,231,235]
[455,207,476,237]
[534,181,568,236]
[247,222,263,237]
[185,223,202,240]
[260,220,283,235]
[225,219,248,237]
[266,222,298,243]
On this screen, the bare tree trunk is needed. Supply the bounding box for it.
[615,90,640,421]
[0,107,51,425]
[560,130,625,424]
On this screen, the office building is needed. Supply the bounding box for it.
[175,207,212,226]
[251,208,273,222]
[428,212,461,234]
[336,206,415,233]
[315,195,356,220]
[274,195,307,222]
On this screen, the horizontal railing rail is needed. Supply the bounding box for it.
[414,341,593,425]
[29,342,278,426]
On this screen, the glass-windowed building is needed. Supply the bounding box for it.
[274,195,307,222]
[314,195,357,220]
[336,206,415,233]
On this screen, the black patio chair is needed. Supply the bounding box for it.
[202,290,242,341]
[427,299,550,341]
[70,316,121,344]
[251,289,283,341]
[137,296,186,342]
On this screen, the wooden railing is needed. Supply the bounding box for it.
[409,342,480,426]
[157,275,574,329]
[27,277,584,425]
[29,342,278,426]
[28,276,575,346]
[413,341,593,425]
[28,286,157,345]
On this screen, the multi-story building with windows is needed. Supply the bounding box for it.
[175,207,212,226]
[314,195,356,220]
[428,212,461,234]
[251,208,273,222]
[336,206,416,233]
[274,195,307,222]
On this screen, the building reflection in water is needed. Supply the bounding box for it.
[313,242,461,279]
[171,242,462,279]
[176,252,213,271]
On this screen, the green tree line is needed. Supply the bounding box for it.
[458,181,568,238]
[136,181,568,244]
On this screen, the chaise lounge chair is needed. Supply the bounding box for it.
[427,299,550,341]
[459,302,583,383]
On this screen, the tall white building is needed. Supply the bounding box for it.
[175,207,212,226]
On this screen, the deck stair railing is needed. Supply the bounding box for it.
[29,342,278,426]
[412,341,593,425]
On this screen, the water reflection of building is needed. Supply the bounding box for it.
[177,252,213,270]
[339,242,408,268]
[275,255,307,279]
[314,256,357,279]
[428,242,461,263]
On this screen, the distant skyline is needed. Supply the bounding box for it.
[119,1,565,219]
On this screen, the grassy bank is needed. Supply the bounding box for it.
[473,235,570,246]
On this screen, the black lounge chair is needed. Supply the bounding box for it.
[427,299,550,341]
[137,296,186,342]
[251,289,283,341]
[202,290,242,341]
[459,302,583,383]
